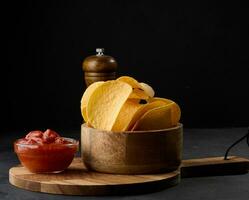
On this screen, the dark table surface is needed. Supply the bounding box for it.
[1,127,248,200]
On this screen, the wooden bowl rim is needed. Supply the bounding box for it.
[82,123,183,134]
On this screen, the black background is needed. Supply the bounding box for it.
[3,1,249,131]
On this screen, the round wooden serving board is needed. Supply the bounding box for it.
[9,157,180,196]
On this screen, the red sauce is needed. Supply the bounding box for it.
[14,129,78,173]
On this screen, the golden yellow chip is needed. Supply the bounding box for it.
[82,107,87,122]
[140,82,155,97]
[148,97,181,125]
[87,80,132,131]
[132,104,172,131]
[117,76,141,89]
[129,88,149,100]
[117,76,153,99]
[126,100,167,131]
[112,99,143,131]
[80,81,104,122]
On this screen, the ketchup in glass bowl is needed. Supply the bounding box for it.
[14,129,78,173]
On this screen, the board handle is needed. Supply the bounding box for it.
[181,156,249,178]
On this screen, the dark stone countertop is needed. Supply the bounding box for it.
[1,127,248,200]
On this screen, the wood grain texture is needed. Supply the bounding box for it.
[9,157,180,196]
[9,156,249,195]
[181,156,249,178]
[82,54,117,87]
[81,123,183,174]
[84,72,116,87]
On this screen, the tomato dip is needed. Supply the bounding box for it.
[14,129,78,173]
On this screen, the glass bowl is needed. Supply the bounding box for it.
[14,137,78,173]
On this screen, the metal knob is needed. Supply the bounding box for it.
[96,48,104,56]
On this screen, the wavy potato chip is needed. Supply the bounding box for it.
[129,88,149,100]
[117,76,141,89]
[87,80,132,131]
[147,97,181,126]
[117,76,153,100]
[82,108,87,122]
[80,81,104,122]
[140,82,155,97]
[126,100,167,131]
[112,99,143,131]
[132,104,172,131]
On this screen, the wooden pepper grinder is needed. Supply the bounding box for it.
[82,48,117,87]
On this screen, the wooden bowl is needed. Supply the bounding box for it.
[81,123,183,174]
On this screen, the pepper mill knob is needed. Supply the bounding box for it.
[96,48,104,56]
[82,48,117,87]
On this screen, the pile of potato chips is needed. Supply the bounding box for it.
[80,76,181,131]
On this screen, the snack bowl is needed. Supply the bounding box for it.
[14,137,78,173]
[81,123,183,174]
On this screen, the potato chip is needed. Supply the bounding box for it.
[81,81,104,108]
[80,81,104,121]
[126,100,167,131]
[117,76,153,100]
[147,97,181,126]
[82,107,87,122]
[132,104,172,131]
[117,76,141,89]
[129,88,149,100]
[112,99,143,131]
[87,80,132,131]
[140,82,155,97]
